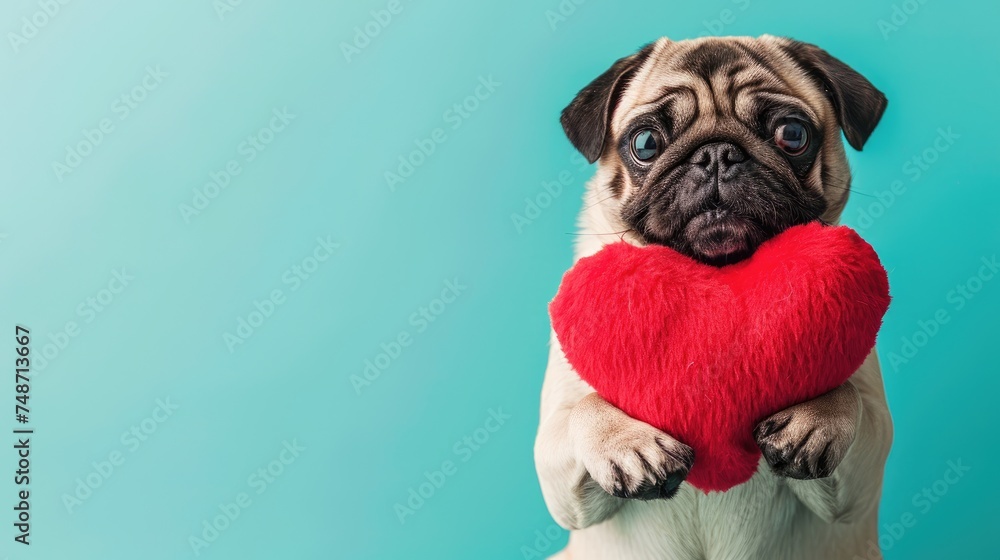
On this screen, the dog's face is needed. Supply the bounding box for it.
[561,36,887,265]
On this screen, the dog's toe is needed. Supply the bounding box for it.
[587,428,693,500]
[755,412,853,480]
[754,384,861,480]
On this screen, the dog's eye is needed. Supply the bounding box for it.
[774,120,809,156]
[631,129,661,162]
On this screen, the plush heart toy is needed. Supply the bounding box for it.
[549,223,890,492]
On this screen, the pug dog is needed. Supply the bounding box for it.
[534,35,892,560]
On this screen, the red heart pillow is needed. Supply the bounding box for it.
[550,223,890,492]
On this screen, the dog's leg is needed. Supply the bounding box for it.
[534,333,695,530]
[753,350,892,522]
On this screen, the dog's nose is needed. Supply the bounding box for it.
[690,142,748,175]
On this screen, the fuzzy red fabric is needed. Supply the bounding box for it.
[550,223,890,492]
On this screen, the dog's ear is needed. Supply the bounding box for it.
[561,43,657,163]
[781,40,888,151]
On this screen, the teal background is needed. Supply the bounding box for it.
[0,0,997,558]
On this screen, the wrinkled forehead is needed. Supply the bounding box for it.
[612,37,832,136]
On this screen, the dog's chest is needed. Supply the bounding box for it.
[588,468,804,559]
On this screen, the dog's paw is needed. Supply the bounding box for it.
[583,429,694,500]
[570,394,694,500]
[754,383,861,480]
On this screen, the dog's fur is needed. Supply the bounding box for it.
[535,35,893,559]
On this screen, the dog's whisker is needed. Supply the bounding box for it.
[566,228,634,237]
[825,183,874,197]
[581,193,621,212]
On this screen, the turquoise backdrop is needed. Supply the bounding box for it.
[0,0,997,558]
